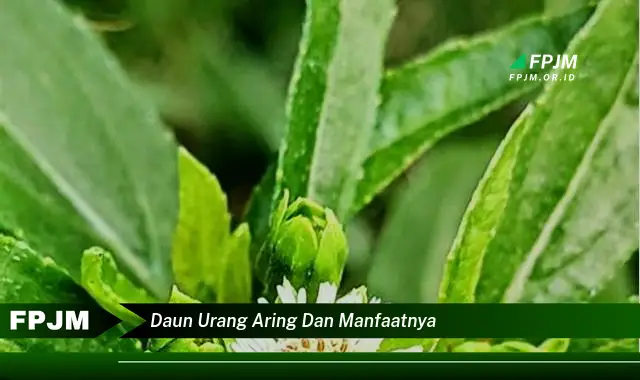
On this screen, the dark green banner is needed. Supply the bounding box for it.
[2,303,640,339]
[1,353,640,379]
[121,303,640,339]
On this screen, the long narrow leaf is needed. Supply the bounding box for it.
[0,0,179,298]
[439,0,639,303]
[351,7,593,215]
[275,0,396,220]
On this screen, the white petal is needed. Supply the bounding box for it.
[316,282,338,303]
[369,297,382,304]
[254,339,278,351]
[233,338,277,352]
[392,345,424,353]
[229,343,244,352]
[337,286,367,304]
[257,298,269,304]
[276,278,297,304]
[297,288,308,304]
[353,338,384,352]
[230,340,255,352]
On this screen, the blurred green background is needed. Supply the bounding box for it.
[64,0,637,303]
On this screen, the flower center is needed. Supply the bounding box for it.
[278,338,351,352]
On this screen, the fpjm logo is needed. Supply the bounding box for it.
[10,310,89,331]
[1,305,119,338]
[509,54,578,82]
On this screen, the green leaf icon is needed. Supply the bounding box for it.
[510,54,527,69]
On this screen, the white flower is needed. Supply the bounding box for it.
[229,278,423,353]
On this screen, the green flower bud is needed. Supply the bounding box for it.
[256,190,348,301]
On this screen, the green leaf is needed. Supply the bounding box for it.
[311,209,349,288]
[351,7,593,215]
[546,0,595,15]
[0,339,23,352]
[81,247,201,353]
[244,165,277,264]
[538,338,571,353]
[451,341,493,353]
[275,0,396,220]
[592,267,637,302]
[172,148,252,303]
[146,292,206,353]
[81,247,155,325]
[0,0,179,299]
[490,341,541,352]
[451,338,570,353]
[510,84,639,303]
[570,338,639,352]
[368,136,500,303]
[254,190,291,284]
[0,235,141,352]
[439,0,639,303]
[172,147,231,302]
[379,338,439,353]
[593,340,639,352]
[437,117,529,303]
[158,339,225,353]
[245,8,592,254]
[217,223,252,303]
